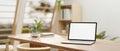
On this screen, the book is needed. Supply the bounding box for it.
[61,10,64,19]
[61,8,71,20]
[41,32,54,37]
[64,9,71,20]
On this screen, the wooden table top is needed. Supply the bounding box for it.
[8,34,120,51]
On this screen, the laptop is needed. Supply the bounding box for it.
[61,22,97,45]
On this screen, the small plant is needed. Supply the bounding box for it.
[110,37,118,41]
[57,0,61,11]
[96,31,107,39]
[96,31,118,41]
[30,19,42,33]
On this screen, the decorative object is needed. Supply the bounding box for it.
[17,43,50,51]
[57,0,61,11]
[61,26,66,34]
[96,31,118,41]
[30,19,42,38]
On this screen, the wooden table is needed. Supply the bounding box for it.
[8,34,120,51]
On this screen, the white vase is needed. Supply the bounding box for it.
[62,30,66,34]
[31,32,40,38]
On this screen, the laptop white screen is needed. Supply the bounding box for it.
[69,22,97,40]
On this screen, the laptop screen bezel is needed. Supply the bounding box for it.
[68,22,97,41]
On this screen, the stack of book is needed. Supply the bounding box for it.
[61,8,71,20]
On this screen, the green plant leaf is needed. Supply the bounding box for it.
[110,37,118,41]
[96,31,107,39]
[31,19,42,32]
[96,31,119,41]
[57,0,61,11]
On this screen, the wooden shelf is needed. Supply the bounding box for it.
[32,6,52,10]
[0,28,12,31]
[59,19,71,22]
[59,20,71,25]
[61,4,71,9]
[55,4,81,35]
[0,34,12,36]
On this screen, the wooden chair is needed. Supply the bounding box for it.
[0,37,13,51]
[17,43,50,51]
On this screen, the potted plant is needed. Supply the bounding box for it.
[30,19,42,38]
[96,31,118,41]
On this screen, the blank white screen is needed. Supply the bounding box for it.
[69,23,96,40]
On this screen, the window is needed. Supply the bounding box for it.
[22,0,56,33]
[0,0,17,34]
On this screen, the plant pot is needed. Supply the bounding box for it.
[31,32,40,38]
[62,30,66,34]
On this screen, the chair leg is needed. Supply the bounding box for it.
[5,42,9,51]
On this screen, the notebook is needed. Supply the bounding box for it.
[61,22,97,45]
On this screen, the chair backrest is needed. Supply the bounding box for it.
[17,43,50,51]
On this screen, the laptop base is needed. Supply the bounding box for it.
[61,40,95,45]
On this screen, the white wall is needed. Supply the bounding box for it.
[65,0,120,40]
